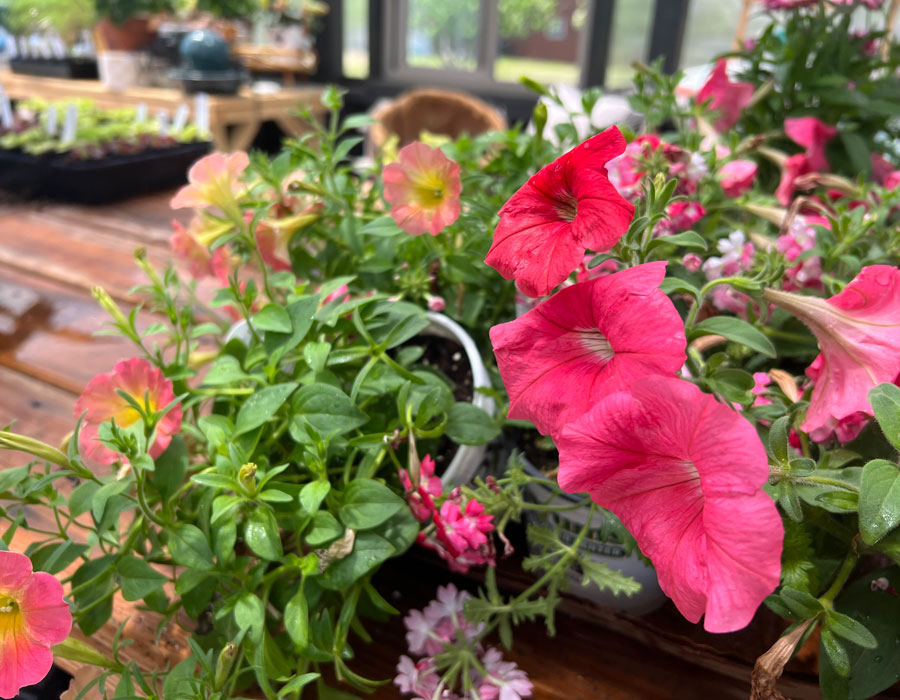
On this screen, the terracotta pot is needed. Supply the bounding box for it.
[95,17,156,52]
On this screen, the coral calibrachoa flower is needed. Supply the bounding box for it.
[383,142,462,236]
[74,358,183,465]
[785,117,837,173]
[0,552,72,699]
[557,377,784,633]
[763,265,900,440]
[170,151,249,224]
[718,159,758,196]
[696,60,754,132]
[491,262,686,437]
[485,128,634,298]
[170,219,232,280]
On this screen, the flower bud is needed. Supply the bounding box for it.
[238,463,258,493]
[533,101,548,138]
[214,642,238,690]
[91,287,129,329]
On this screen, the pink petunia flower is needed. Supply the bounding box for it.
[696,60,754,132]
[718,160,758,196]
[872,153,900,189]
[557,377,784,633]
[170,152,249,223]
[74,358,183,466]
[763,266,900,440]
[682,253,703,273]
[490,262,686,437]
[606,134,661,200]
[751,372,773,407]
[775,154,813,206]
[383,142,462,236]
[785,117,837,173]
[777,217,823,291]
[0,552,72,699]
[485,128,635,298]
[655,201,706,236]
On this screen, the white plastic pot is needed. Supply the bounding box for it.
[224,312,495,487]
[97,51,147,91]
[521,458,666,615]
[423,312,496,487]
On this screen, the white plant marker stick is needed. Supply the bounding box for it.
[60,104,79,145]
[135,102,147,123]
[172,103,189,131]
[157,110,169,135]
[194,93,210,134]
[0,93,13,129]
[46,105,58,135]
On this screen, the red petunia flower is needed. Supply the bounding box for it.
[485,127,634,298]
[557,377,783,633]
[785,117,837,173]
[490,262,685,437]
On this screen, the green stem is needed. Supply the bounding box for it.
[820,546,860,606]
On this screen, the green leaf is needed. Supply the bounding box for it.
[651,230,708,251]
[869,383,900,450]
[67,481,99,517]
[377,506,420,554]
[445,402,500,445]
[300,481,330,514]
[169,524,214,571]
[821,628,851,677]
[360,216,403,237]
[318,532,395,590]
[578,558,641,596]
[339,478,404,530]
[306,511,343,546]
[29,541,88,575]
[115,556,168,602]
[234,593,266,643]
[284,592,309,648]
[859,459,900,544]
[693,317,776,358]
[826,611,878,650]
[152,435,188,501]
[202,355,254,386]
[91,480,132,523]
[162,657,197,699]
[779,586,823,619]
[244,507,283,560]
[820,566,900,699]
[278,673,320,698]
[289,384,368,442]
[234,382,298,435]
[254,304,293,333]
[659,277,701,301]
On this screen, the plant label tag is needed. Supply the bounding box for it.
[18,37,28,58]
[0,94,13,129]
[6,33,18,59]
[194,93,210,133]
[60,104,79,144]
[135,102,147,123]
[172,103,189,131]
[157,111,170,135]
[46,105,58,135]
[51,36,66,58]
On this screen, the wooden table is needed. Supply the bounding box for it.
[0,70,326,151]
[0,194,830,699]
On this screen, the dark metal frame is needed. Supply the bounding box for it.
[313,0,695,122]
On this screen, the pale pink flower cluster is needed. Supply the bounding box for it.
[776,217,823,291]
[702,231,756,314]
[396,585,533,700]
[399,456,496,572]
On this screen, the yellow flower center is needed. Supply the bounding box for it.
[0,595,23,638]
[113,397,158,429]
[412,172,449,209]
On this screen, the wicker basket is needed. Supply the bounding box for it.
[369,88,506,153]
